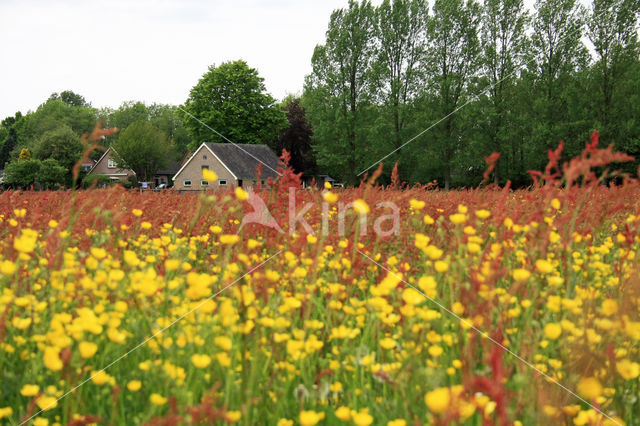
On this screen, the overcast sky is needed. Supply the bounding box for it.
[0,0,351,118]
[1,0,578,119]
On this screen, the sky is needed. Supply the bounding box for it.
[0,0,583,119]
[0,0,349,118]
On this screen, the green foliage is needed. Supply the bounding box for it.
[111,121,172,182]
[3,159,41,188]
[36,159,68,189]
[181,60,287,147]
[304,0,378,185]
[33,125,83,171]
[1,128,17,166]
[81,173,114,189]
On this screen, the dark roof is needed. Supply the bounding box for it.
[156,161,181,176]
[205,143,280,179]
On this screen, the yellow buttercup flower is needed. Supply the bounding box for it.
[219,234,240,245]
[616,359,640,380]
[127,380,142,391]
[235,187,249,201]
[191,354,212,368]
[78,341,98,359]
[20,384,40,397]
[425,387,450,413]
[577,377,602,400]
[150,393,167,405]
[43,346,63,371]
[202,168,218,182]
[299,410,324,426]
[544,323,562,340]
[353,199,370,215]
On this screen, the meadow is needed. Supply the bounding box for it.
[1,132,639,425]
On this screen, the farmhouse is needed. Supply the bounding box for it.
[88,147,180,187]
[172,142,280,191]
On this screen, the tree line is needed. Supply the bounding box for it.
[0,0,638,189]
[304,0,640,188]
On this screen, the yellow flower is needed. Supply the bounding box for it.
[150,393,167,405]
[43,346,63,371]
[0,407,12,419]
[132,209,143,217]
[0,260,17,275]
[210,225,223,234]
[214,336,232,351]
[91,370,111,385]
[387,420,407,426]
[33,418,48,426]
[475,209,491,219]
[235,187,249,201]
[353,199,370,214]
[36,395,58,411]
[323,191,338,204]
[353,411,373,426]
[512,268,530,282]
[165,259,181,271]
[335,406,351,421]
[78,341,98,359]
[141,221,152,229]
[20,384,40,396]
[449,213,467,225]
[127,380,142,391]
[48,219,58,228]
[402,288,424,305]
[202,168,218,182]
[544,323,562,340]
[219,234,240,245]
[423,214,435,225]
[434,260,448,273]
[13,229,38,253]
[226,410,242,422]
[577,377,602,400]
[300,410,323,426]
[216,352,231,367]
[535,259,553,273]
[409,199,425,210]
[324,181,332,189]
[601,299,618,316]
[425,387,451,413]
[380,337,396,349]
[306,234,318,244]
[278,419,294,426]
[551,198,561,210]
[616,359,640,380]
[191,354,212,368]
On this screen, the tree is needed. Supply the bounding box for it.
[36,159,68,189]
[587,0,640,136]
[34,125,83,171]
[49,90,91,108]
[479,0,529,183]
[2,159,41,188]
[529,0,589,161]
[373,0,428,154]
[304,0,377,185]
[18,148,31,161]
[0,128,18,168]
[424,0,481,189]
[181,60,287,146]
[111,121,172,182]
[272,97,316,175]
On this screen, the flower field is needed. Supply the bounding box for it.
[2,135,640,425]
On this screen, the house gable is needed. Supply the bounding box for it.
[171,143,238,191]
[88,147,135,179]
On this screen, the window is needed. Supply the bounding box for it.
[252,180,257,185]
[201,180,208,186]
[219,179,227,186]
[261,180,265,185]
[203,155,207,160]
[184,180,192,187]
[201,165,209,170]
[107,158,116,169]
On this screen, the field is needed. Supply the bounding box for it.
[1,136,640,425]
